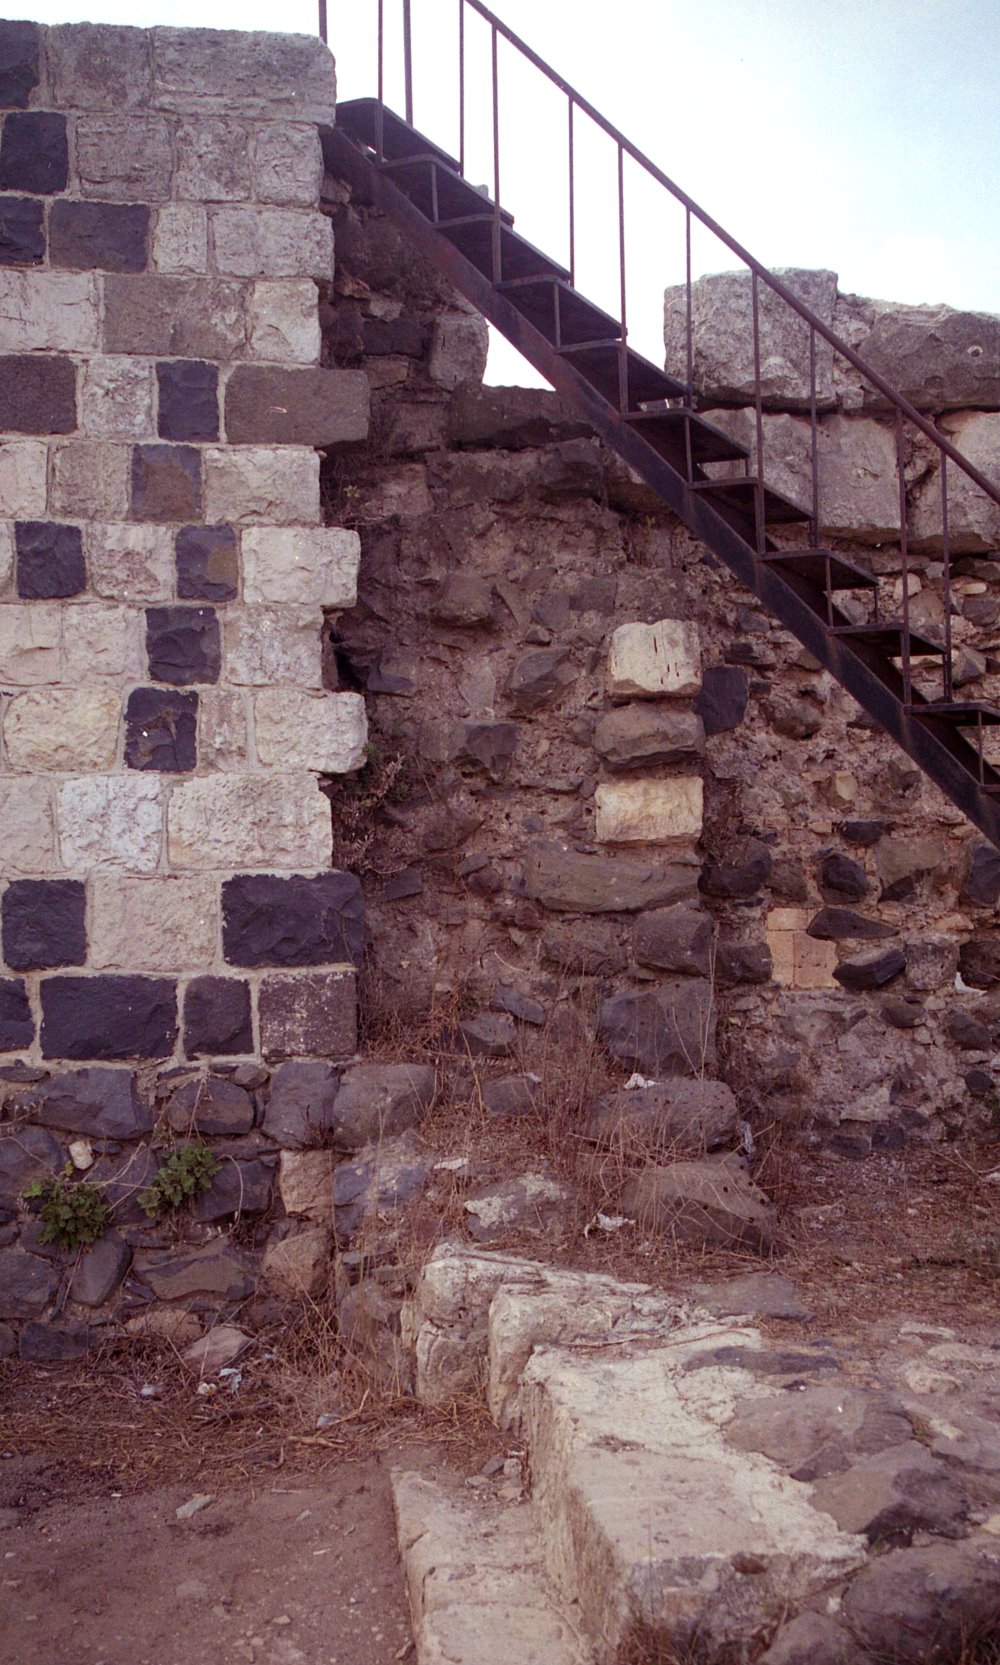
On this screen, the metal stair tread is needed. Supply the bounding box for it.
[691,475,811,524]
[435,214,570,281]
[557,339,685,402]
[377,153,515,225]
[912,700,1000,724]
[495,276,622,345]
[833,623,946,655]
[762,549,879,590]
[626,408,749,463]
[336,96,460,171]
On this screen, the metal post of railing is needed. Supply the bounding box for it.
[897,410,913,705]
[403,0,413,126]
[491,25,501,283]
[617,143,628,414]
[809,326,820,550]
[941,458,954,702]
[751,270,766,556]
[318,0,327,45]
[376,0,385,160]
[567,96,575,288]
[458,0,466,175]
[684,208,693,404]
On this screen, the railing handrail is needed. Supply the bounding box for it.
[450,0,1000,513]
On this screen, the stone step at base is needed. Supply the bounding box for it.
[390,1468,590,1665]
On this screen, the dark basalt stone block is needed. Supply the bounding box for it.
[964,841,1000,907]
[156,359,219,442]
[182,976,253,1058]
[49,200,149,273]
[40,977,178,1061]
[833,948,907,993]
[167,1073,254,1135]
[175,523,237,601]
[33,1067,151,1138]
[714,942,773,987]
[18,1322,90,1361]
[193,1157,274,1221]
[0,979,34,1051]
[15,520,85,598]
[2,878,87,970]
[259,971,357,1061]
[0,194,44,264]
[806,907,896,942]
[130,443,202,522]
[0,1251,59,1321]
[222,872,365,968]
[700,838,772,899]
[695,665,749,735]
[0,21,41,108]
[818,852,869,901]
[124,686,198,772]
[0,112,68,194]
[0,354,76,433]
[145,605,220,685]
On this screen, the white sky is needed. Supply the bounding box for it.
[20,0,1000,385]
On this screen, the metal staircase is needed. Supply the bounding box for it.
[324,1,1000,851]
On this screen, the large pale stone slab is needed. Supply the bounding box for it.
[48,440,129,521]
[0,441,48,518]
[151,204,208,275]
[253,125,323,206]
[166,773,329,869]
[0,270,99,353]
[254,690,367,773]
[47,23,153,109]
[278,1148,334,1220]
[203,446,320,525]
[211,207,333,281]
[607,619,701,698]
[102,275,247,360]
[88,524,173,601]
[174,117,251,201]
[0,524,10,595]
[58,776,164,873]
[911,411,1000,554]
[198,687,248,770]
[0,777,57,874]
[62,604,140,681]
[151,28,336,125]
[247,281,320,364]
[595,778,703,844]
[857,300,1000,412]
[3,687,119,771]
[75,113,173,200]
[704,408,900,542]
[241,526,359,606]
[0,605,61,684]
[664,267,838,409]
[90,875,218,971]
[427,309,490,390]
[224,606,322,687]
[79,357,156,439]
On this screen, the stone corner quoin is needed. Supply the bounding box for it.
[0,14,364,1081]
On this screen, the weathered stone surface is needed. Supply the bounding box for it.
[211,205,333,280]
[69,1232,131,1307]
[633,904,712,976]
[834,947,907,992]
[427,309,489,390]
[620,1156,775,1252]
[944,1009,991,1050]
[156,359,218,442]
[33,1068,150,1139]
[0,603,60,683]
[124,686,199,772]
[203,445,320,524]
[241,525,358,607]
[167,774,329,869]
[197,688,248,770]
[818,853,869,902]
[225,366,369,447]
[856,300,1000,412]
[0,196,44,266]
[0,440,48,516]
[595,778,703,844]
[456,1014,517,1058]
[50,439,130,520]
[422,719,518,783]
[0,271,97,352]
[193,1155,273,1220]
[40,976,177,1061]
[103,274,246,358]
[447,383,590,450]
[0,1249,59,1320]
[57,775,164,873]
[333,1132,431,1240]
[841,1540,1000,1663]
[694,664,750,736]
[0,977,33,1050]
[0,778,57,873]
[253,124,323,206]
[715,942,773,986]
[430,571,494,627]
[701,838,772,898]
[259,969,357,1061]
[607,618,700,698]
[2,879,86,970]
[597,980,716,1076]
[76,113,173,202]
[146,604,220,686]
[262,1059,339,1148]
[181,1324,251,1373]
[174,115,250,201]
[332,1063,436,1154]
[0,354,76,433]
[183,976,253,1057]
[585,1079,738,1154]
[689,1272,813,1323]
[47,22,152,108]
[506,647,575,713]
[764,692,823,740]
[665,268,838,408]
[262,1224,330,1298]
[876,836,946,900]
[757,1612,870,1665]
[174,524,237,601]
[222,871,364,967]
[0,19,40,107]
[15,520,85,599]
[4,685,118,771]
[523,842,698,914]
[223,605,322,687]
[151,27,335,124]
[482,1075,542,1118]
[965,841,1000,906]
[89,523,173,601]
[0,111,68,194]
[79,356,155,440]
[248,280,320,363]
[811,1441,967,1544]
[958,936,1000,989]
[151,203,207,274]
[725,1383,913,1481]
[142,1242,254,1302]
[464,1173,572,1245]
[130,442,202,522]
[807,908,896,941]
[19,1321,91,1361]
[0,1126,62,1204]
[278,1148,333,1220]
[593,705,705,771]
[49,201,149,275]
[167,1075,254,1136]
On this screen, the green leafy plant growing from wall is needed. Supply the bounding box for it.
[22,1166,111,1251]
[138,1145,219,1220]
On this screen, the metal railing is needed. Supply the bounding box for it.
[332,0,1000,721]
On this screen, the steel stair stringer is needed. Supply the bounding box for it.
[325,121,1000,852]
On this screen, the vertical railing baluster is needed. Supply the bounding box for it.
[491,25,501,283]
[685,207,693,403]
[318,0,327,45]
[941,457,954,704]
[403,0,413,126]
[567,96,575,289]
[617,142,628,413]
[809,326,819,550]
[376,0,385,160]
[751,270,765,555]
[897,409,913,705]
[458,0,466,175]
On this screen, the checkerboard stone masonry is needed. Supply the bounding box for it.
[0,19,368,1069]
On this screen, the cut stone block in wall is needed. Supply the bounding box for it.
[607,619,701,699]
[664,267,838,410]
[0,20,362,1075]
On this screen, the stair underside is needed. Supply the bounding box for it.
[326,107,1000,848]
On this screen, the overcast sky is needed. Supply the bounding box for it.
[21,0,1000,384]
